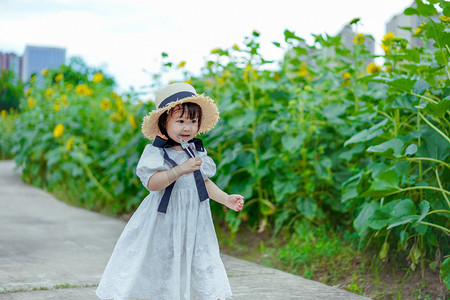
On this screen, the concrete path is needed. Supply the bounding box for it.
[0,160,370,300]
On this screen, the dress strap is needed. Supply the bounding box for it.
[181,148,209,203]
[157,148,177,214]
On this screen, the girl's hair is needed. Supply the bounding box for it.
[158,102,202,138]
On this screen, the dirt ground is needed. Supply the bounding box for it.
[216,225,448,300]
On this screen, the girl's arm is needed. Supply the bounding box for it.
[147,157,202,191]
[204,179,244,212]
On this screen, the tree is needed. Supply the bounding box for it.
[0,70,23,111]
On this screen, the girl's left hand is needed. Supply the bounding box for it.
[224,194,244,212]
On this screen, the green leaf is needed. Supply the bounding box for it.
[398,26,413,32]
[417,0,438,16]
[409,244,421,264]
[441,257,450,289]
[218,143,242,167]
[399,230,409,249]
[260,148,277,161]
[341,173,362,202]
[339,144,365,161]
[284,29,304,42]
[416,201,430,223]
[349,18,361,25]
[274,210,291,235]
[71,165,84,177]
[256,160,271,178]
[412,78,431,95]
[320,157,332,169]
[379,241,389,260]
[233,110,257,128]
[430,261,438,272]
[225,210,241,233]
[367,138,404,158]
[260,198,276,216]
[295,197,317,220]
[282,132,306,153]
[368,208,392,230]
[442,0,450,16]
[344,118,388,146]
[47,171,63,185]
[321,103,348,125]
[404,7,418,15]
[414,223,428,235]
[423,97,450,118]
[354,202,377,236]
[387,215,419,229]
[45,149,62,167]
[344,129,370,146]
[417,127,450,160]
[114,182,125,195]
[274,179,298,201]
[363,170,399,197]
[404,144,418,156]
[368,199,408,230]
[236,151,254,168]
[391,198,416,219]
[217,173,232,189]
[386,77,417,94]
[405,0,438,16]
[392,94,418,111]
[427,20,450,60]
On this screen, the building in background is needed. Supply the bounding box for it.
[339,24,375,56]
[386,9,425,48]
[385,1,439,49]
[21,45,66,82]
[0,52,23,81]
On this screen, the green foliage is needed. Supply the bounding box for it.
[338,0,450,277]
[0,70,24,111]
[13,59,150,214]
[0,110,18,159]
[442,257,450,289]
[188,0,449,278]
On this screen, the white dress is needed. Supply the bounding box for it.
[96,144,232,300]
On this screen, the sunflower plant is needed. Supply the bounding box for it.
[13,57,148,214]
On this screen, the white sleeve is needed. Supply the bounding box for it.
[135,145,170,191]
[196,148,217,180]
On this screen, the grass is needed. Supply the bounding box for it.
[216,220,448,300]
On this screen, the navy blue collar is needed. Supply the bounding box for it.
[152,136,204,152]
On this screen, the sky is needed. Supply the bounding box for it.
[1,0,414,96]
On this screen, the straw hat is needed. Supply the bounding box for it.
[142,82,220,140]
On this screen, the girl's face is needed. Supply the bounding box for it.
[166,108,200,143]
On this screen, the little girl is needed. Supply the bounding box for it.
[96,82,244,300]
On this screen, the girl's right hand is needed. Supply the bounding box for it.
[178,157,202,175]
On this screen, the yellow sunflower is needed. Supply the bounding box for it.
[93,72,104,83]
[53,124,64,138]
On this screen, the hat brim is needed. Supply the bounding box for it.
[141,94,220,140]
